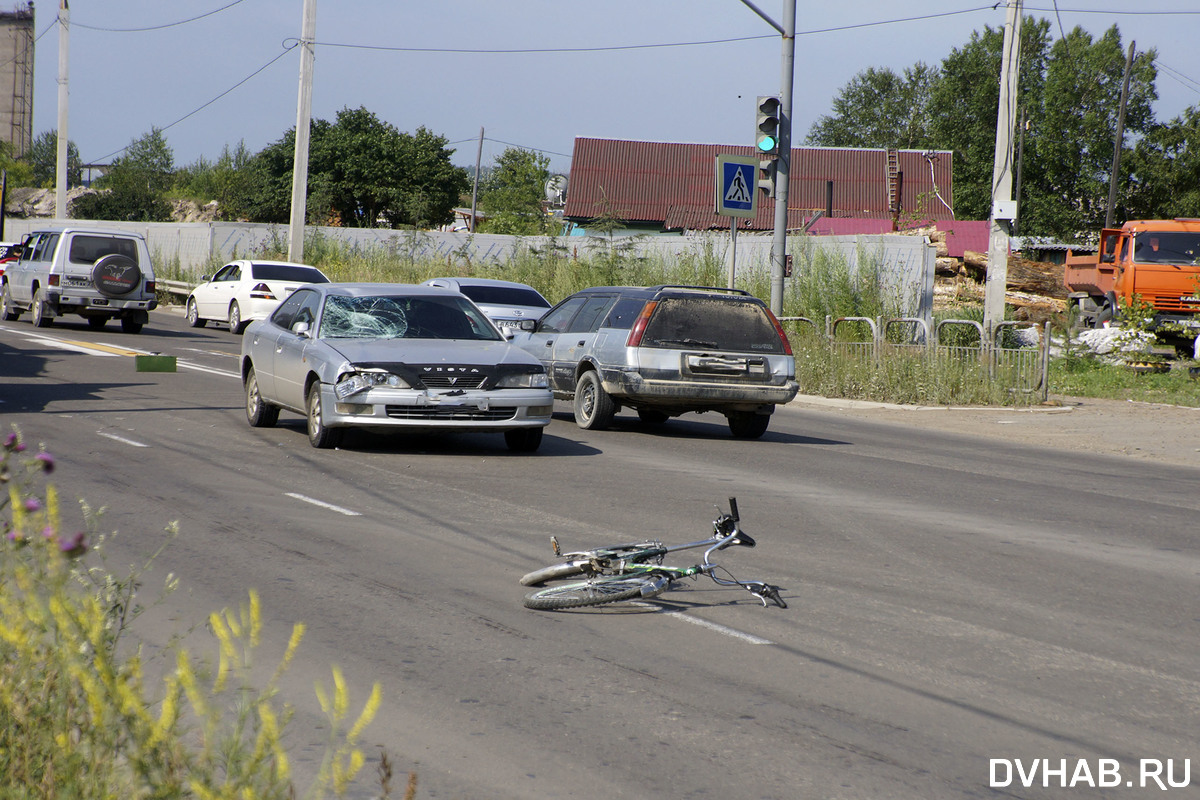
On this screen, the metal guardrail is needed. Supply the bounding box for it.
[778,315,1051,401]
[157,280,193,299]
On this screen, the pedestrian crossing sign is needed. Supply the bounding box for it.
[715,154,759,218]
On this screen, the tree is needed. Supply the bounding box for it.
[72,128,174,221]
[23,130,81,188]
[252,107,467,228]
[479,147,552,235]
[926,18,1051,225]
[1036,26,1157,237]
[806,64,939,149]
[174,141,263,221]
[1125,105,1200,220]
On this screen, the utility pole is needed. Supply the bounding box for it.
[1104,41,1135,230]
[739,0,796,317]
[288,0,316,262]
[982,0,1023,337]
[470,127,483,233]
[55,0,68,220]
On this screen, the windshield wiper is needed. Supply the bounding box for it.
[656,338,719,348]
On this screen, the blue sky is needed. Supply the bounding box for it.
[28,1,1200,176]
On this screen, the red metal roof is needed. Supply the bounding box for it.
[564,138,955,232]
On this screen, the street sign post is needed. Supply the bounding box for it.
[715,154,760,288]
[715,154,759,219]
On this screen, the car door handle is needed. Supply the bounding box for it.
[544,340,553,347]
[576,340,586,346]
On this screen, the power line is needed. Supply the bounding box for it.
[87,43,297,164]
[72,0,248,33]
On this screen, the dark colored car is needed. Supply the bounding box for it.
[511,285,798,438]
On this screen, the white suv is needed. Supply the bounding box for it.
[1,227,158,333]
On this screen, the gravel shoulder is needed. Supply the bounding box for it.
[784,394,1200,468]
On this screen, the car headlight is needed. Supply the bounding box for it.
[334,369,410,400]
[496,371,549,389]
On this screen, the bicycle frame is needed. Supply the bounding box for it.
[522,498,786,610]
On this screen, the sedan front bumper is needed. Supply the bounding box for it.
[323,384,553,431]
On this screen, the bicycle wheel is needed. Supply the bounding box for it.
[519,561,587,586]
[523,575,667,610]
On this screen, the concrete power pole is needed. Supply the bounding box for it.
[288,0,317,263]
[55,0,69,220]
[982,0,1023,337]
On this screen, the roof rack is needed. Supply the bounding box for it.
[646,285,753,296]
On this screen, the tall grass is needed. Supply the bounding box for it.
[0,428,403,799]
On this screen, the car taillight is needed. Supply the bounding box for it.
[625,301,657,347]
[766,309,793,355]
[249,283,276,300]
[145,280,156,293]
[48,274,60,287]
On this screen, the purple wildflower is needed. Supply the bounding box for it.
[34,452,54,473]
[3,432,17,450]
[58,532,87,557]
[23,497,41,513]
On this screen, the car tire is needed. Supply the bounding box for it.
[186,297,207,328]
[87,316,107,329]
[307,382,342,449]
[245,367,279,428]
[504,427,543,452]
[727,411,770,439]
[228,301,246,335]
[2,284,21,321]
[91,254,142,297]
[120,317,143,334]
[573,370,615,430]
[31,287,53,328]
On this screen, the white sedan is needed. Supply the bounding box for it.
[186,260,329,334]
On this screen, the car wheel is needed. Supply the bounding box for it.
[186,297,207,328]
[87,316,107,329]
[2,284,21,321]
[573,370,615,430]
[306,382,342,449]
[245,367,279,428]
[504,427,543,452]
[637,408,670,424]
[228,301,246,335]
[120,317,143,334]
[727,411,770,439]
[31,287,53,328]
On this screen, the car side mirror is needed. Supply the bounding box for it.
[291,320,311,337]
[200,274,212,282]
[519,319,537,332]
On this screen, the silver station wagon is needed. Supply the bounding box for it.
[512,285,798,438]
[240,283,553,451]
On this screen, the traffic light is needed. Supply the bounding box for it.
[758,157,777,199]
[755,96,781,155]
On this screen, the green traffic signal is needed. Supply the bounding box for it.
[756,95,781,155]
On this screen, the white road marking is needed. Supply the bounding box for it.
[98,431,150,448]
[284,492,362,517]
[631,602,775,644]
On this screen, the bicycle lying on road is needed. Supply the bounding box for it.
[520,497,787,611]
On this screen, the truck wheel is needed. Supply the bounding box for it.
[1,284,21,321]
[31,287,53,328]
[727,411,770,439]
[91,254,142,297]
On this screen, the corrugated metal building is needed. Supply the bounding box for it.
[564,137,954,235]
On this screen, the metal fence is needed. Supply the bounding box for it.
[780,315,1051,401]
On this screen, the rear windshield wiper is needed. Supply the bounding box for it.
[654,338,721,348]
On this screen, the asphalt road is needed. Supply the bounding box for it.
[2,310,1198,799]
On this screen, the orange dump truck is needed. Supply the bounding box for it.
[1064,219,1200,340]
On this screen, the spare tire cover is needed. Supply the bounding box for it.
[91,254,142,297]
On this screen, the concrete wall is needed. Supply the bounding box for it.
[1,219,935,322]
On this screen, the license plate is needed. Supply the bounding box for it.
[91,298,109,306]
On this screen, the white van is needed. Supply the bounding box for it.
[1,227,158,333]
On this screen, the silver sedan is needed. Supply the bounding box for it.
[239,283,553,451]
